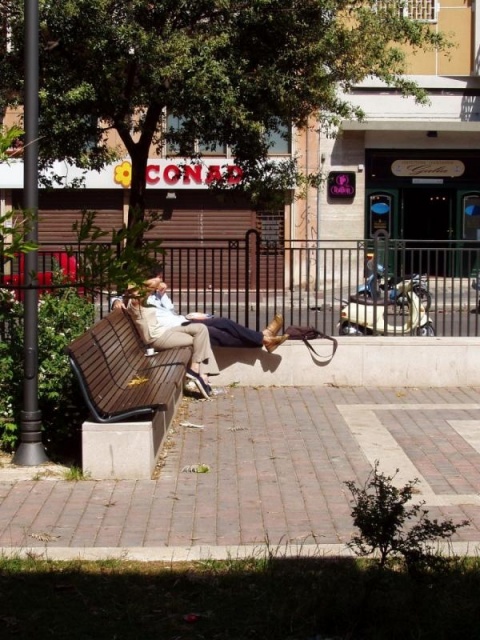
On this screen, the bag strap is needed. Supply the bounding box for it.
[302,330,338,358]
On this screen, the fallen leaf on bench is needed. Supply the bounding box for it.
[182,464,210,473]
[127,375,149,387]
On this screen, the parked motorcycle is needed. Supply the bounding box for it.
[358,261,432,311]
[339,279,435,336]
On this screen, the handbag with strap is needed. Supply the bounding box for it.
[284,325,338,358]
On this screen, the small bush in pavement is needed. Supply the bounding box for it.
[345,461,470,574]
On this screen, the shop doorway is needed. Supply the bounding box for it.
[401,188,454,275]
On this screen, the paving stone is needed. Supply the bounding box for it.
[0,386,480,559]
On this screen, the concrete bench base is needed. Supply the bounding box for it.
[212,337,480,388]
[82,385,182,480]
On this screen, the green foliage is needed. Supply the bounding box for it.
[0,124,24,162]
[0,1,453,232]
[0,289,24,449]
[0,282,95,457]
[71,209,165,293]
[0,127,39,258]
[0,209,38,260]
[0,127,40,264]
[63,465,91,481]
[345,461,470,574]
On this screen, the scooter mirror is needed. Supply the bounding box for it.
[366,260,385,276]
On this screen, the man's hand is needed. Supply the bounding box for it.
[157,281,168,294]
[112,299,125,310]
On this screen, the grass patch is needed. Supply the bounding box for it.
[1,553,480,639]
[62,465,90,481]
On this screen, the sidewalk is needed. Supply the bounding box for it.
[1,386,480,561]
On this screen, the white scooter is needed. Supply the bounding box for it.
[338,280,435,336]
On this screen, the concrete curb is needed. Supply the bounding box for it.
[2,542,480,562]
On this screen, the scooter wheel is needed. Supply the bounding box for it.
[339,322,365,336]
[416,323,435,337]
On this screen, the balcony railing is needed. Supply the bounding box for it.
[375,1,438,23]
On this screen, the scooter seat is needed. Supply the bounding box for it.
[348,293,377,306]
[348,293,395,306]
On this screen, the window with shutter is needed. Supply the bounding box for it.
[375,1,438,23]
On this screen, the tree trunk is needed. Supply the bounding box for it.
[128,148,148,247]
[124,104,163,248]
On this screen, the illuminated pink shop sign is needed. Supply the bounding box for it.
[113,159,243,189]
[328,171,356,198]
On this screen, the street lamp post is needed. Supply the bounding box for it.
[13,0,48,465]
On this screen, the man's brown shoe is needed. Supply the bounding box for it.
[264,334,289,353]
[263,313,284,337]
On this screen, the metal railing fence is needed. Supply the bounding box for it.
[2,231,480,338]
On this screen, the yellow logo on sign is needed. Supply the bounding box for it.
[114,161,132,187]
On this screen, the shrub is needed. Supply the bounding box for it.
[345,461,470,575]
[0,286,95,459]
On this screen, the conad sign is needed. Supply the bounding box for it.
[0,158,244,190]
[148,162,243,185]
[114,159,243,189]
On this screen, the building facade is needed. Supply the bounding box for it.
[313,0,480,277]
[1,1,477,287]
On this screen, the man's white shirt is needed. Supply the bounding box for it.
[146,291,187,327]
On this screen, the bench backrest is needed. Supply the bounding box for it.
[66,309,192,423]
[67,314,138,418]
[94,309,145,379]
[67,327,120,420]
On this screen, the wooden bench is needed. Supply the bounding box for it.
[66,309,192,479]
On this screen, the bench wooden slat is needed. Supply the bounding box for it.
[105,311,146,370]
[91,320,137,388]
[66,309,192,423]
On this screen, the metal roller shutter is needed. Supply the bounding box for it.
[144,190,255,240]
[11,189,123,247]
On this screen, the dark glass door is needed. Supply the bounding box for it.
[401,188,454,276]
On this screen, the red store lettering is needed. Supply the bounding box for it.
[146,164,243,186]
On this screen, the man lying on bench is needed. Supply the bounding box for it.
[113,274,289,353]
[124,280,217,399]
